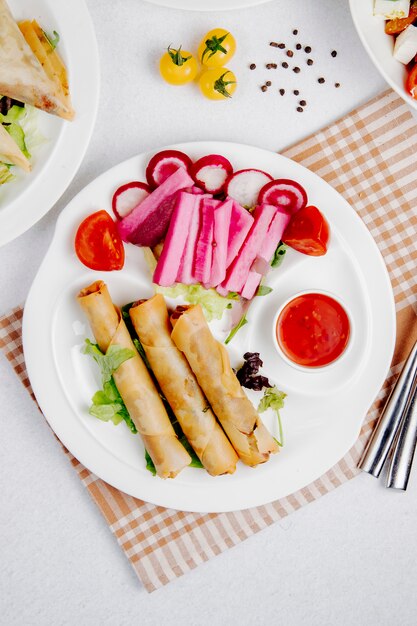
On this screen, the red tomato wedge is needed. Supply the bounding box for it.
[75,210,125,271]
[282,205,329,256]
[406,63,417,100]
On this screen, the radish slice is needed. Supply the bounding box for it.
[191,154,233,195]
[112,182,151,220]
[258,179,308,214]
[225,169,273,208]
[146,150,193,189]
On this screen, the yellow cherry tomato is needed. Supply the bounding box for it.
[159,46,198,85]
[198,28,236,68]
[199,68,237,100]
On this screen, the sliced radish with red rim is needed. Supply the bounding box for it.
[112,181,151,220]
[258,178,307,214]
[225,169,273,209]
[191,154,233,195]
[146,149,193,189]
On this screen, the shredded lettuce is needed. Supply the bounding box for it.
[258,386,287,447]
[0,163,15,185]
[20,105,44,154]
[0,101,44,185]
[154,283,232,322]
[5,123,29,158]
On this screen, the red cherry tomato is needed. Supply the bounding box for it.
[406,63,417,100]
[282,205,330,256]
[75,210,125,271]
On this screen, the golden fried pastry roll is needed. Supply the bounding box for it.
[171,304,278,467]
[77,281,191,478]
[129,295,238,476]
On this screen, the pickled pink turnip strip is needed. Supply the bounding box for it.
[117,167,194,247]
[176,195,208,285]
[240,271,262,300]
[241,209,290,299]
[193,198,219,284]
[226,200,254,268]
[153,192,196,287]
[210,198,233,287]
[220,204,276,293]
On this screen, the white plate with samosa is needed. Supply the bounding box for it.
[0,0,99,246]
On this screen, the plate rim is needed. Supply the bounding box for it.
[142,0,273,11]
[0,0,100,247]
[22,140,396,512]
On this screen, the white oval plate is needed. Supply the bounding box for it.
[144,0,271,11]
[0,0,100,247]
[349,0,417,112]
[23,141,395,513]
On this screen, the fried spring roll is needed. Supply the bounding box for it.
[77,281,191,478]
[171,305,279,467]
[129,295,238,476]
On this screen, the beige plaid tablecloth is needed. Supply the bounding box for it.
[1,89,416,592]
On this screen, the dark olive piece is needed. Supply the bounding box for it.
[249,63,256,70]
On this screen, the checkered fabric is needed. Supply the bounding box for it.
[1,90,416,592]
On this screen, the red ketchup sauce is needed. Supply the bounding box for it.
[276,293,350,368]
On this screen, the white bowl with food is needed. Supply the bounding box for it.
[349,0,417,111]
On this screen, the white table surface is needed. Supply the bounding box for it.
[1,0,417,624]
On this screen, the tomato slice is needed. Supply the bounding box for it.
[282,205,330,256]
[75,210,125,271]
[406,63,417,100]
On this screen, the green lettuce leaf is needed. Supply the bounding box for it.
[225,313,248,345]
[270,241,287,268]
[154,283,232,322]
[258,385,287,447]
[256,285,273,297]
[89,379,137,432]
[83,339,135,384]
